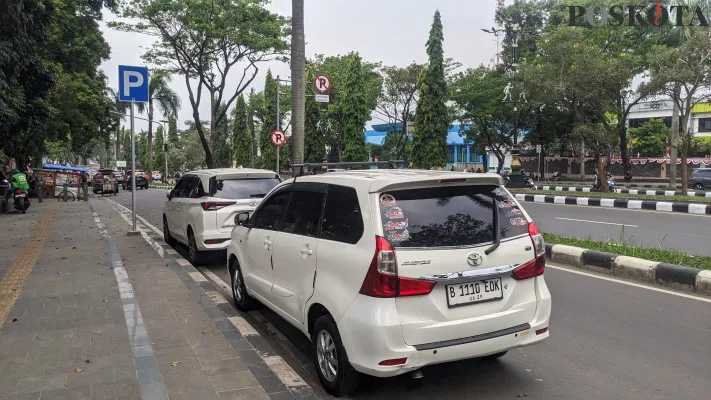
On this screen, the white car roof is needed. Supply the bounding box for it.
[288,169,504,193]
[183,168,280,191]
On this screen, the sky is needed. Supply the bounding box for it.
[99,0,499,133]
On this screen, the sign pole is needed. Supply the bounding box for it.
[276,75,280,174]
[164,143,168,184]
[130,100,137,233]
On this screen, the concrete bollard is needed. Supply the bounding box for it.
[63,183,68,202]
[37,180,43,203]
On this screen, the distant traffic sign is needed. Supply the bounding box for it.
[270,130,286,147]
[314,94,330,103]
[314,74,331,93]
[118,65,149,102]
[116,160,127,168]
[536,145,542,153]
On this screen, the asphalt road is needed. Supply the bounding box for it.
[108,189,711,399]
[522,202,711,256]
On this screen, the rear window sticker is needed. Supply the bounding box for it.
[384,218,408,231]
[380,193,397,207]
[507,209,523,217]
[383,207,404,220]
[388,229,410,242]
[510,217,527,227]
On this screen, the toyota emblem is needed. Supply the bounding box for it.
[249,200,257,207]
[467,252,483,267]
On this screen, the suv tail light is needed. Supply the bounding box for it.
[359,236,435,298]
[201,201,236,211]
[512,222,546,280]
[15,188,23,194]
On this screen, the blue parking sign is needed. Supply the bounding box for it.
[118,65,149,102]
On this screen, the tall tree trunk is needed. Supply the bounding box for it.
[579,141,585,180]
[618,95,630,179]
[669,85,680,188]
[210,90,217,164]
[195,107,215,169]
[148,102,154,174]
[680,115,689,193]
[290,0,305,165]
[597,155,608,192]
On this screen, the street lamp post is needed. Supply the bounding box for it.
[503,23,528,188]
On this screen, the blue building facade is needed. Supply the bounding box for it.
[364,123,484,169]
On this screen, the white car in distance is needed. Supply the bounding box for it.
[163,168,280,264]
[226,169,551,396]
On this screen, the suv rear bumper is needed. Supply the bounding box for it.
[337,277,551,378]
[194,229,231,251]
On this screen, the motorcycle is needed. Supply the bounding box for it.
[13,187,30,214]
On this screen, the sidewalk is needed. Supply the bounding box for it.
[0,198,296,399]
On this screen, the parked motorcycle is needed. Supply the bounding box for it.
[12,187,30,214]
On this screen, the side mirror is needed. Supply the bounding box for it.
[235,211,251,227]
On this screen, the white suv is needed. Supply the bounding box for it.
[226,170,551,396]
[163,168,280,264]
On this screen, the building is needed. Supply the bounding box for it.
[364,123,484,170]
[627,100,711,137]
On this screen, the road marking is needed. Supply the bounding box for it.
[264,355,308,387]
[229,316,260,336]
[105,197,164,237]
[554,217,639,228]
[547,264,711,303]
[0,204,56,326]
[188,271,208,282]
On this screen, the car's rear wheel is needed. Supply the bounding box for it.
[312,315,360,397]
[693,183,703,190]
[187,229,205,265]
[230,258,254,311]
[163,215,177,246]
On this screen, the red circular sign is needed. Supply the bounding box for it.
[270,130,285,147]
[314,74,331,93]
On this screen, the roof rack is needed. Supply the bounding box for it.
[291,160,408,178]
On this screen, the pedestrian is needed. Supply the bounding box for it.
[476,167,482,173]
[450,165,456,171]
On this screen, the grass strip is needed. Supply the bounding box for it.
[512,189,711,204]
[543,233,711,270]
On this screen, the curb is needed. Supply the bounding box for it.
[545,243,711,296]
[515,193,711,215]
[535,185,710,198]
[149,184,174,189]
[100,197,319,399]
[540,182,677,189]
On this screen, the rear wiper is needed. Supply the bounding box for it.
[485,198,500,255]
[250,193,266,198]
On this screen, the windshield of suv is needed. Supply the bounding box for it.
[212,178,280,199]
[379,185,528,248]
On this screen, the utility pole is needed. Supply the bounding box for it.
[503,23,528,188]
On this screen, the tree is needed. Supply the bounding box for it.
[571,122,618,192]
[375,63,425,160]
[122,128,132,163]
[167,117,179,145]
[233,95,251,167]
[137,132,148,170]
[290,0,305,165]
[413,10,449,169]
[341,55,369,162]
[629,119,667,157]
[260,71,279,171]
[112,0,289,169]
[247,89,260,167]
[213,101,232,167]
[304,84,326,163]
[155,125,166,173]
[451,67,513,174]
[647,28,711,192]
[135,70,180,176]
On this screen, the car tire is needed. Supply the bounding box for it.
[163,215,177,246]
[187,229,205,265]
[230,258,254,311]
[481,351,508,361]
[312,314,360,397]
[693,183,703,190]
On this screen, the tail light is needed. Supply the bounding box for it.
[512,222,546,280]
[359,236,435,298]
[15,188,22,194]
[200,201,236,211]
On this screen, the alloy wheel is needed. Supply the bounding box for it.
[316,329,338,383]
[232,268,243,302]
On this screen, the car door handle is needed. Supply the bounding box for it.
[262,239,272,249]
[300,248,313,256]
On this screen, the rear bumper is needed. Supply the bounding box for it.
[194,229,231,251]
[338,276,551,378]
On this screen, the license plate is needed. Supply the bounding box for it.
[15,194,25,198]
[446,278,503,307]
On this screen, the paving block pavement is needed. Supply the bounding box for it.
[0,197,302,399]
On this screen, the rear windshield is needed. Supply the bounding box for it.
[212,178,280,199]
[379,185,528,248]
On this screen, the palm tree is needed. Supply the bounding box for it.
[290,0,306,164]
[137,70,181,174]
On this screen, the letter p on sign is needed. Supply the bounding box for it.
[118,65,149,102]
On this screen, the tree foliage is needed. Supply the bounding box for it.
[341,55,369,162]
[629,118,667,157]
[413,10,449,169]
[111,0,288,168]
[233,95,251,167]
